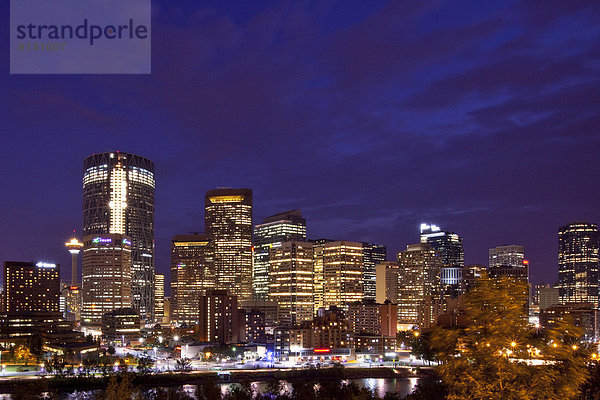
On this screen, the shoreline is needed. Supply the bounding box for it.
[0,366,437,393]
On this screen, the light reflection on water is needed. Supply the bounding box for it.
[0,378,424,399]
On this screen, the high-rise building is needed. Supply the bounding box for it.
[154,273,165,322]
[3,261,60,312]
[558,222,600,306]
[489,245,525,268]
[323,241,363,308]
[170,234,215,325]
[83,152,155,320]
[205,188,253,302]
[198,289,240,344]
[81,234,132,325]
[375,261,399,303]
[396,243,441,328]
[311,239,335,314]
[65,236,83,285]
[101,307,141,344]
[253,210,306,301]
[420,224,464,296]
[361,242,387,301]
[269,240,314,326]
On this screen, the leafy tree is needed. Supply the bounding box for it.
[96,372,138,400]
[430,273,590,400]
[137,356,154,375]
[174,357,192,373]
[107,345,116,356]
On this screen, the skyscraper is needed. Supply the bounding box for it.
[205,188,253,301]
[396,243,441,329]
[420,224,464,295]
[269,240,314,326]
[323,241,364,308]
[311,239,334,314]
[83,152,155,320]
[558,222,600,306]
[253,210,307,301]
[489,245,525,268]
[170,234,215,325]
[361,242,387,300]
[154,273,165,322]
[81,234,133,325]
[198,289,240,344]
[3,261,60,312]
[375,261,399,303]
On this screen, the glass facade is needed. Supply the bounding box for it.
[205,189,253,302]
[253,210,307,301]
[558,222,600,306]
[362,242,386,300]
[170,234,215,325]
[420,224,464,295]
[323,241,364,308]
[83,152,155,320]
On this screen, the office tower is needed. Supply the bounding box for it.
[558,222,600,305]
[375,261,399,303]
[65,236,83,285]
[489,245,525,268]
[323,241,364,308]
[81,234,132,325]
[3,261,60,312]
[170,234,215,325]
[101,308,141,345]
[198,289,240,344]
[420,224,464,296]
[60,283,82,322]
[154,273,165,322]
[239,300,279,333]
[269,241,314,326]
[462,264,485,293]
[253,210,307,301]
[83,152,155,320]
[538,286,560,311]
[396,243,441,329]
[311,239,334,314]
[361,242,387,300]
[205,188,253,301]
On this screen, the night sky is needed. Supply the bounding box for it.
[1,1,599,292]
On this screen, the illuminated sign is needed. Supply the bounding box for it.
[314,348,331,353]
[523,260,529,265]
[92,237,112,244]
[122,238,132,246]
[36,262,56,268]
[208,195,245,203]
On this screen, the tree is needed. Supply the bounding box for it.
[107,345,116,356]
[196,377,222,400]
[174,357,192,373]
[96,372,138,400]
[430,273,590,400]
[136,356,154,375]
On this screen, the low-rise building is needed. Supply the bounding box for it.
[101,308,141,344]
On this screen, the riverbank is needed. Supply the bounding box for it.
[0,366,437,393]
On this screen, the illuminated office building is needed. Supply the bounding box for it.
[253,210,306,301]
[170,234,215,325]
[198,289,240,344]
[420,224,464,296]
[375,261,399,303]
[489,245,525,268]
[205,188,253,301]
[323,241,364,308]
[396,243,441,328]
[361,242,387,301]
[558,222,600,306]
[83,152,155,320]
[154,273,165,322]
[3,261,60,312]
[60,283,82,322]
[311,239,334,314]
[81,234,132,325]
[269,241,314,326]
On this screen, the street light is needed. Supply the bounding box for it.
[158,336,163,344]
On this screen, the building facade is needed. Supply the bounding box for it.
[489,245,525,268]
[558,222,600,306]
[101,307,141,344]
[269,241,314,327]
[170,234,215,325]
[154,273,165,323]
[396,243,441,328]
[205,189,253,302]
[253,210,306,301]
[375,261,399,304]
[81,234,132,325]
[3,261,60,313]
[361,243,387,301]
[420,224,464,296]
[83,152,155,320]
[323,241,364,308]
[199,289,240,344]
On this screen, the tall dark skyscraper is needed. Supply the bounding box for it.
[83,152,156,320]
[205,188,253,302]
[558,222,600,306]
[420,224,464,296]
[362,242,387,300]
[253,210,307,301]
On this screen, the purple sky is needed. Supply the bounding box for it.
[1,1,599,292]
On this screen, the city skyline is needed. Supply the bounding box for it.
[1,1,599,290]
